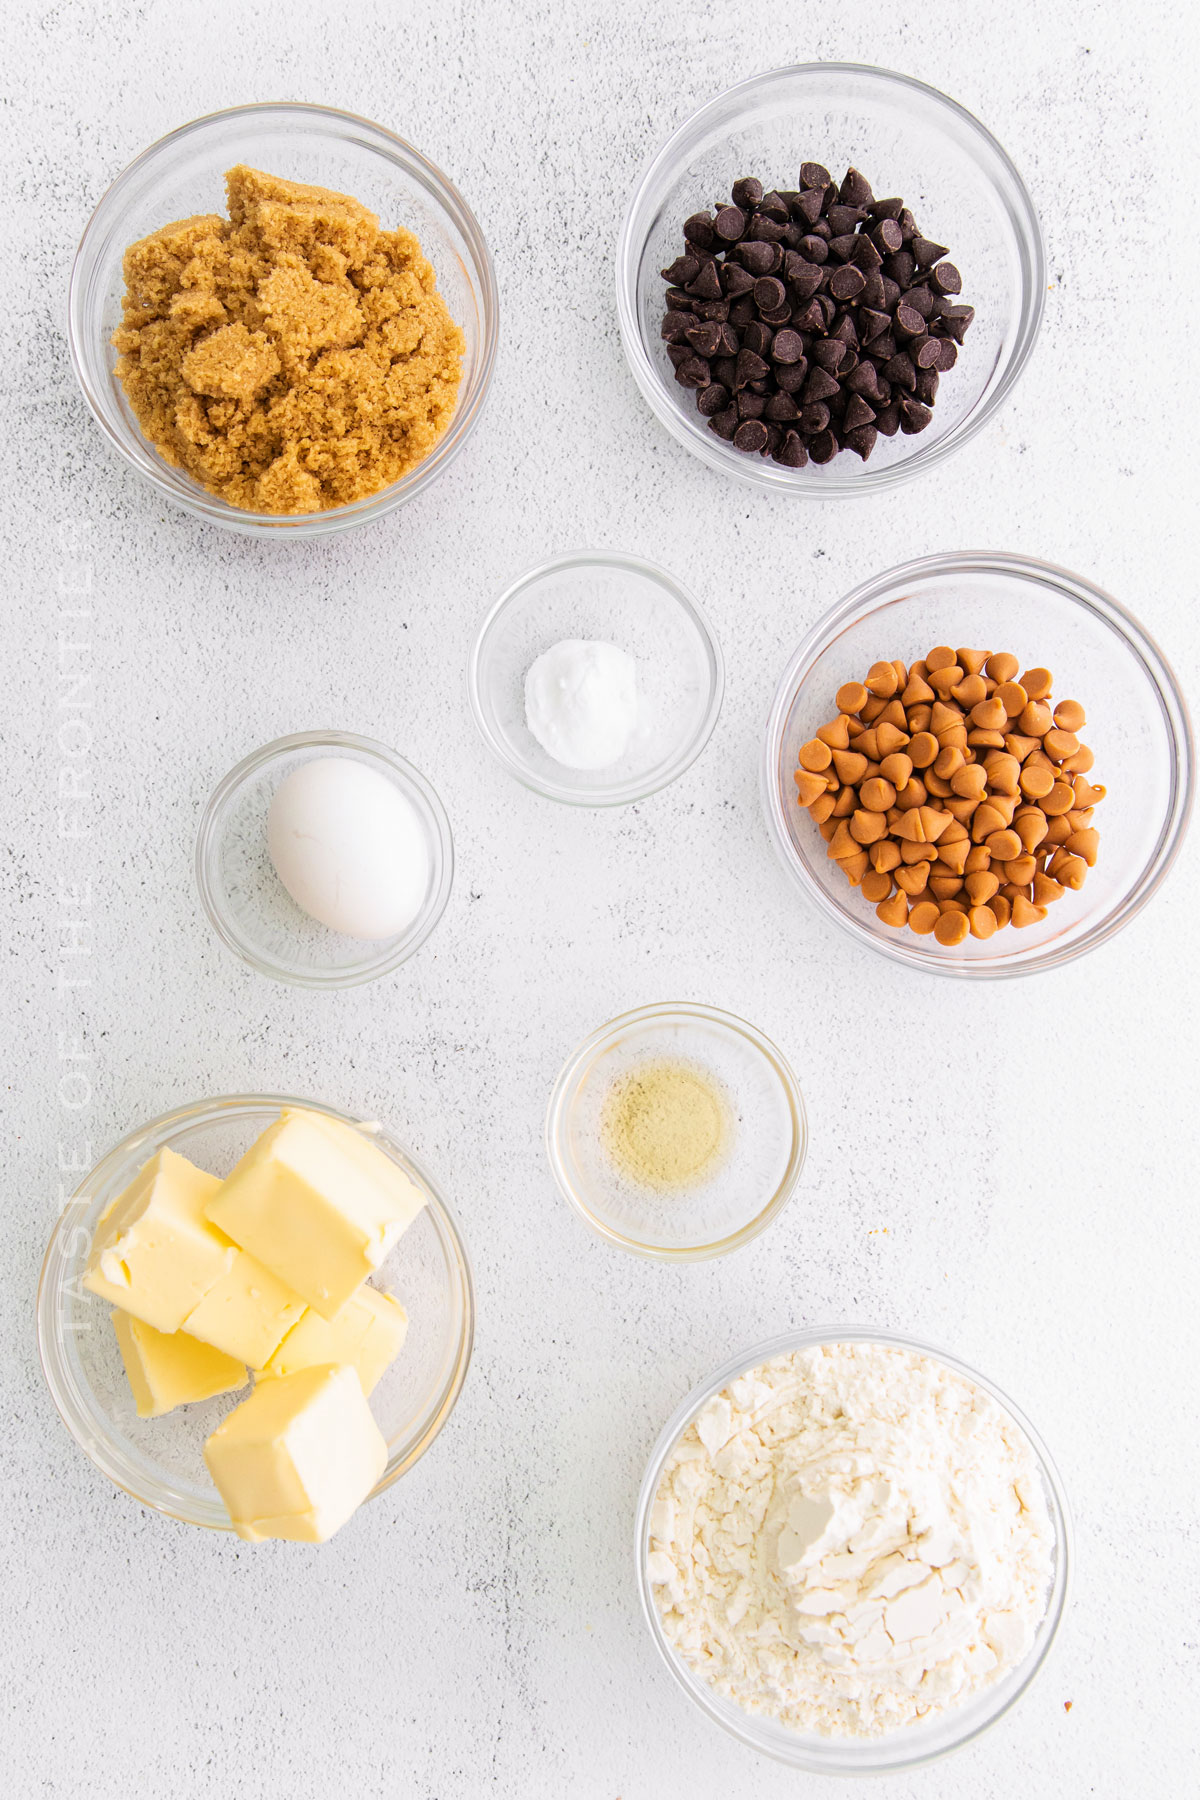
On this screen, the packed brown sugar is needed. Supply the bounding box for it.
[111,164,464,514]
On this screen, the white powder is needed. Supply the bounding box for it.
[524,638,638,769]
[647,1342,1054,1739]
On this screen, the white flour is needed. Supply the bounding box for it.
[647,1342,1054,1738]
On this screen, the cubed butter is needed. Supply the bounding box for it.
[205,1108,425,1319]
[83,1147,236,1332]
[203,1363,387,1542]
[181,1249,306,1370]
[263,1284,408,1395]
[112,1311,247,1418]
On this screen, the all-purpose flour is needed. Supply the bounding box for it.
[647,1342,1054,1738]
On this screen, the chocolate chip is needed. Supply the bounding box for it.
[721,262,755,297]
[859,269,888,310]
[773,429,809,466]
[753,276,787,313]
[686,261,723,300]
[940,304,975,342]
[666,343,691,370]
[871,219,904,255]
[898,207,917,241]
[786,258,825,299]
[911,235,949,268]
[798,234,829,265]
[894,305,927,340]
[736,390,766,420]
[931,261,962,295]
[884,352,917,391]
[842,393,876,432]
[730,176,763,211]
[685,321,723,357]
[932,337,958,371]
[742,320,772,356]
[692,298,730,323]
[800,162,832,189]
[826,204,865,237]
[828,264,867,301]
[842,424,878,460]
[711,355,737,387]
[714,205,747,243]
[904,284,935,319]
[757,189,791,223]
[798,402,830,434]
[746,214,789,244]
[734,347,770,388]
[737,239,779,277]
[900,398,933,433]
[733,419,769,453]
[874,401,901,436]
[827,233,860,262]
[884,250,916,287]
[808,428,839,463]
[707,405,739,440]
[661,254,700,285]
[912,366,939,405]
[857,306,891,341]
[764,390,801,421]
[683,212,715,249]
[770,328,805,364]
[792,187,825,225]
[696,382,731,416]
[674,354,711,389]
[803,365,841,406]
[661,310,692,342]
[914,336,942,370]
[808,341,846,377]
[775,360,809,392]
[839,167,874,207]
[871,197,904,221]
[728,295,756,329]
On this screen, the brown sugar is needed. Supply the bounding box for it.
[111,165,464,514]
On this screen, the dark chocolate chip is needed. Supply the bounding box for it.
[845,360,883,401]
[857,306,891,341]
[850,234,883,272]
[866,330,897,360]
[764,389,801,420]
[734,347,770,388]
[798,402,830,434]
[931,261,962,295]
[661,254,700,285]
[793,298,826,334]
[721,262,755,296]
[800,162,832,189]
[661,310,692,342]
[757,189,791,223]
[798,234,829,264]
[683,212,716,248]
[828,264,867,301]
[746,214,789,244]
[685,261,723,300]
[839,166,874,207]
[785,259,825,299]
[685,321,723,357]
[903,284,935,319]
[695,382,731,416]
[940,304,975,342]
[874,401,901,436]
[736,390,766,420]
[692,298,730,323]
[884,352,917,391]
[808,428,839,463]
[898,207,917,242]
[803,365,841,404]
[753,276,787,313]
[884,250,917,287]
[932,337,958,371]
[827,233,860,262]
[914,337,942,370]
[911,236,949,268]
[666,343,691,370]
[711,355,737,387]
[900,398,933,433]
[773,429,809,467]
[770,328,805,364]
[871,218,904,255]
[912,367,939,405]
[859,269,888,310]
[842,424,878,461]
[870,197,904,221]
[760,423,783,457]
[714,205,747,243]
[733,419,769,453]
[728,296,757,328]
[894,305,927,340]
[737,239,780,276]
[842,393,877,432]
[775,360,809,392]
[674,354,711,389]
[879,276,902,309]
[707,405,739,440]
[730,176,763,211]
[810,337,846,374]
[829,314,859,347]
[826,204,865,237]
[742,321,774,357]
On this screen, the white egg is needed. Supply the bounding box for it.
[266,756,430,941]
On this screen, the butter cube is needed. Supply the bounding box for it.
[181,1249,306,1370]
[203,1363,387,1542]
[84,1147,236,1332]
[264,1284,408,1395]
[112,1311,247,1418]
[205,1108,425,1319]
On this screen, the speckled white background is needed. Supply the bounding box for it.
[3,2,1198,1795]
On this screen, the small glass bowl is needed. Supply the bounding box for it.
[196,730,454,988]
[36,1094,475,1533]
[762,552,1193,978]
[545,1002,806,1258]
[68,101,498,536]
[636,1325,1072,1773]
[468,550,724,806]
[617,63,1044,496]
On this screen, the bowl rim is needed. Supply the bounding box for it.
[467,549,725,806]
[634,1322,1073,1773]
[544,1000,807,1258]
[35,1092,476,1532]
[195,728,455,988]
[616,60,1046,497]
[67,99,499,537]
[762,549,1195,979]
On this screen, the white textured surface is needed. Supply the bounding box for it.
[2,2,1198,1796]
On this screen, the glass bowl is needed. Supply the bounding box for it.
[196,730,454,988]
[636,1324,1072,1774]
[468,551,724,806]
[68,101,498,536]
[762,552,1193,978]
[36,1094,475,1533]
[545,1002,806,1258]
[617,63,1044,496]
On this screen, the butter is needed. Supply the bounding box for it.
[203,1362,387,1542]
[181,1249,306,1370]
[83,1147,236,1332]
[112,1311,247,1418]
[263,1284,408,1395]
[205,1108,425,1319]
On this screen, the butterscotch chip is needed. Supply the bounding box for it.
[934,745,965,778]
[817,715,852,749]
[968,904,998,940]
[859,777,897,812]
[1061,744,1095,774]
[865,661,899,698]
[956,648,988,675]
[1020,668,1053,701]
[1002,853,1037,887]
[985,828,1022,862]
[994,680,1028,718]
[968,697,1007,731]
[1054,699,1086,732]
[875,890,908,928]
[871,839,902,872]
[836,681,869,714]
[861,870,893,902]
[983,652,1017,681]
[1011,894,1048,928]
[111,165,463,514]
[971,802,1007,841]
[851,809,889,845]
[950,764,987,800]
[1041,781,1076,816]
[908,900,940,934]
[1043,728,1079,762]
[926,646,957,672]
[1051,852,1088,890]
[1064,827,1099,866]
[832,749,869,784]
[827,821,858,859]
[794,768,828,806]
[842,850,870,883]
[902,673,935,706]
[895,863,932,895]
[1018,762,1055,799]
[1033,871,1064,905]
[933,909,969,945]
[810,794,836,824]
[965,870,1000,904]
[907,731,938,768]
[798,737,833,772]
